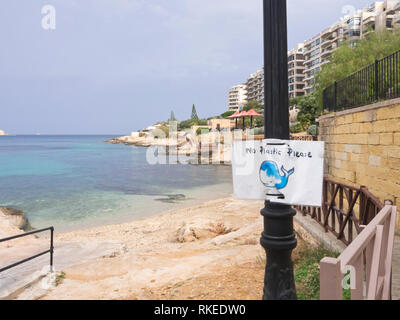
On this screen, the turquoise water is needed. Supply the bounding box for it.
[0,136,233,231]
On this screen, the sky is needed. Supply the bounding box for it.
[0,0,370,134]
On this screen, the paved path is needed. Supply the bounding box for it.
[392,236,400,300]
[0,240,124,299]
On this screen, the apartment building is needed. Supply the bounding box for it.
[246,67,265,105]
[294,0,400,96]
[227,1,400,106]
[288,44,306,98]
[302,19,346,94]
[227,84,248,111]
[362,1,400,35]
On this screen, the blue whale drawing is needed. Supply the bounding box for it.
[259,161,295,190]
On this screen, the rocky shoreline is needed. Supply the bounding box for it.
[106,133,232,165]
[0,207,32,233]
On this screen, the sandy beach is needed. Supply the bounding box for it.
[1,197,310,300]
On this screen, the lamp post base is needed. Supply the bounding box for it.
[260,201,297,300]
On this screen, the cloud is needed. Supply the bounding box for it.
[148,4,169,17]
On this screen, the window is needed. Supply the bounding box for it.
[310,38,320,48]
[349,30,360,37]
[347,17,361,26]
[310,48,320,57]
[310,58,320,67]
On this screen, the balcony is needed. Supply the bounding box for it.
[303,62,321,74]
[363,15,375,26]
[303,73,315,83]
[320,59,330,66]
[320,46,336,58]
[394,13,400,26]
[321,38,334,47]
[288,63,305,71]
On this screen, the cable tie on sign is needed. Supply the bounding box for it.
[266,143,287,146]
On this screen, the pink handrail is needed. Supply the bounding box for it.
[320,205,397,300]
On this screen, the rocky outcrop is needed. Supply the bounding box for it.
[106,132,232,165]
[0,207,32,231]
[174,221,234,243]
[106,133,190,148]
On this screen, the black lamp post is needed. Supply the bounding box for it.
[261,0,297,300]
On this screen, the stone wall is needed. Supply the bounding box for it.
[319,98,400,230]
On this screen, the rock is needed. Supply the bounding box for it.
[207,220,262,246]
[0,207,32,231]
[175,223,198,243]
[174,221,234,243]
[155,194,186,204]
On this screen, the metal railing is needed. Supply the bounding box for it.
[323,49,400,111]
[0,227,54,273]
[295,178,385,246]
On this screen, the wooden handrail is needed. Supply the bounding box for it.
[320,205,397,300]
[295,178,386,246]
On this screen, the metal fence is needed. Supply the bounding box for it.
[323,49,400,111]
[0,227,54,273]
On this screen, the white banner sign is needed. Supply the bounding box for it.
[232,139,325,207]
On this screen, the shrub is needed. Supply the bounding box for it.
[179,118,209,130]
[290,93,319,131]
[196,127,210,136]
[152,125,169,138]
[290,122,303,134]
[307,124,318,137]
[252,127,264,135]
[197,119,209,126]
[179,119,195,130]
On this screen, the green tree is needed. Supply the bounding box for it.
[191,104,199,122]
[221,110,235,118]
[243,100,263,112]
[289,93,319,132]
[253,115,264,128]
[314,29,400,109]
[178,119,195,130]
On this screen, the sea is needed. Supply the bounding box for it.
[0,135,233,232]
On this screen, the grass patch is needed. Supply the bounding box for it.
[255,242,352,300]
[55,272,66,287]
[294,246,340,300]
